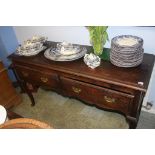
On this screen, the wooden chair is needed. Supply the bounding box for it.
[0,118,52,129]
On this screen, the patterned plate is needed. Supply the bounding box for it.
[110,35,144,67]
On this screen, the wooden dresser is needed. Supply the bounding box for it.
[0,60,22,109]
[8,41,155,128]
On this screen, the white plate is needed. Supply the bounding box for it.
[15,46,46,56]
[44,47,87,61]
[0,105,7,124]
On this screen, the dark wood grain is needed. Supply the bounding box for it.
[61,77,134,114]
[8,46,154,92]
[7,111,23,119]
[0,61,22,109]
[8,41,155,129]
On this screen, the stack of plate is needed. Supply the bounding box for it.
[16,36,47,56]
[44,42,87,61]
[110,35,144,67]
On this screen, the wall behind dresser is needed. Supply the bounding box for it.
[14,26,155,54]
[0,26,19,81]
[14,26,155,107]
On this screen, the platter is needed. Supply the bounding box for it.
[15,35,47,57]
[44,47,87,61]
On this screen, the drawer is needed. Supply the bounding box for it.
[15,65,58,88]
[61,77,134,114]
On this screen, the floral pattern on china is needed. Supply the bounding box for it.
[27,36,47,43]
[16,36,47,56]
[56,41,82,55]
[44,41,87,61]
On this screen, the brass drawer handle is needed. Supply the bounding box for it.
[40,77,48,83]
[72,86,81,94]
[22,71,29,77]
[104,96,115,103]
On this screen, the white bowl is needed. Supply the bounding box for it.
[0,105,7,125]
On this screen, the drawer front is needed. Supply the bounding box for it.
[15,65,58,88]
[61,77,134,114]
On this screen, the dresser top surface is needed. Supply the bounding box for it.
[8,41,155,92]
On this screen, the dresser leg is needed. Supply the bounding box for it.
[21,81,36,106]
[26,90,35,106]
[126,116,137,129]
[12,66,35,106]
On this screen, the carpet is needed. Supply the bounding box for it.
[137,110,155,129]
[11,88,155,129]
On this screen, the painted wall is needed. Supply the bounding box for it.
[13,26,155,106]
[0,26,19,81]
[14,26,155,54]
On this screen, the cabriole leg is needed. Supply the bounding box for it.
[126,116,137,129]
